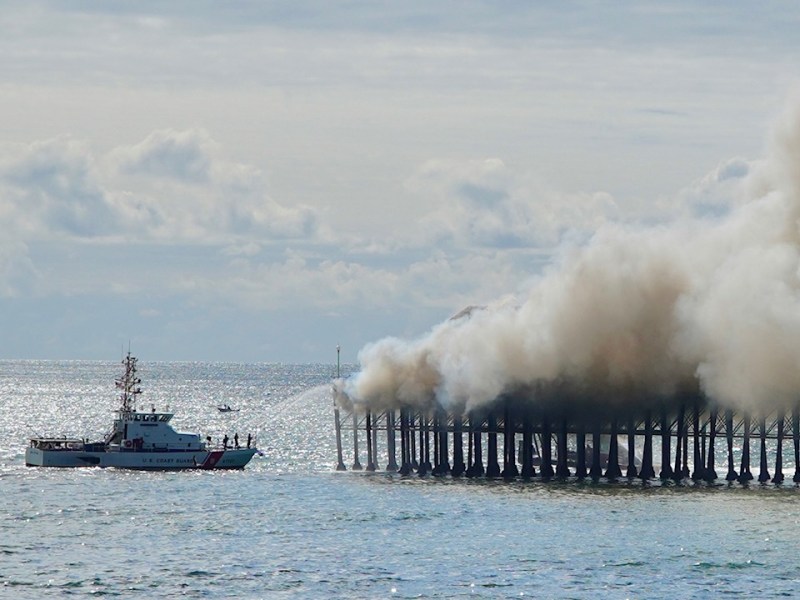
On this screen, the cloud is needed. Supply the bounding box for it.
[0,137,121,238]
[111,128,214,182]
[670,157,753,218]
[408,158,619,249]
[165,243,529,320]
[0,239,38,297]
[0,129,320,243]
[221,241,262,257]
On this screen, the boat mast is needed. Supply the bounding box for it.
[116,352,142,413]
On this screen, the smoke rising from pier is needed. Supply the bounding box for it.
[337,98,800,416]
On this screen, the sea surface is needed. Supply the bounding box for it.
[3,361,800,599]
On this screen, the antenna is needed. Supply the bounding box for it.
[336,344,340,378]
[116,351,142,413]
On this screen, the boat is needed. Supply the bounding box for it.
[25,353,258,470]
[217,405,239,413]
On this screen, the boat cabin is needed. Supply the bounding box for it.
[108,408,205,452]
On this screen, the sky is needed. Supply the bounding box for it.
[1,1,799,363]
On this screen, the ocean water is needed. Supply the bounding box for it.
[3,361,800,599]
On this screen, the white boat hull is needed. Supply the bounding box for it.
[25,447,257,470]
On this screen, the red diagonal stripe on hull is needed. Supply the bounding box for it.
[201,450,224,469]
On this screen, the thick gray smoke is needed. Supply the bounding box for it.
[337,98,800,417]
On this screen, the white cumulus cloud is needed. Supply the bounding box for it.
[408,157,619,249]
[0,129,320,244]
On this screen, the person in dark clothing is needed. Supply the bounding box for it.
[234,433,239,449]
[247,433,252,449]
[222,434,228,449]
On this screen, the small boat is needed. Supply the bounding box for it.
[25,353,258,470]
[217,405,239,413]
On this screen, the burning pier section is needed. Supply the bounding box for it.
[331,397,800,484]
[326,103,800,486]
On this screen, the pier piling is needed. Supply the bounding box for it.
[486,411,500,478]
[773,411,784,484]
[334,393,800,486]
[452,415,465,477]
[557,417,571,478]
[639,412,655,480]
[539,414,554,479]
[575,423,587,479]
[739,415,753,483]
[758,417,770,483]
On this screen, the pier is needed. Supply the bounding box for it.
[332,398,800,484]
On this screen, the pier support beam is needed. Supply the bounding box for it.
[352,413,363,470]
[639,411,655,480]
[465,415,473,476]
[433,411,450,476]
[704,410,718,481]
[452,416,465,477]
[626,416,638,479]
[432,416,439,473]
[758,417,770,483]
[682,414,690,478]
[605,419,622,480]
[539,415,554,479]
[660,408,673,480]
[575,423,587,479]
[521,413,535,478]
[725,410,737,481]
[672,404,685,482]
[794,408,800,483]
[410,414,418,470]
[423,414,432,474]
[486,411,501,478]
[692,401,704,481]
[365,412,376,471]
[333,403,347,471]
[386,411,398,472]
[502,407,519,479]
[739,415,753,482]
[372,412,380,471]
[773,411,784,484]
[556,418,571,478]
[467,414,484,477]
[440,413,451,475]
[399,410,411,475]
[590,421,603,480]
[417,414,430,475]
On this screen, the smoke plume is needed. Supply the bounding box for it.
[337,98,800,418]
